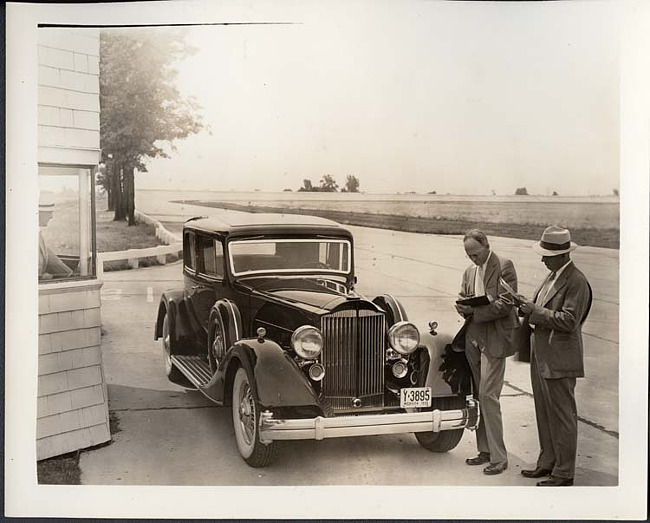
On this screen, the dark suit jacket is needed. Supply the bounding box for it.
[459,252,519,359]
[528,262,592,379]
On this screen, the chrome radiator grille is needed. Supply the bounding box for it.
[320,309,386,412]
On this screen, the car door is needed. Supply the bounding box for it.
[189,233,226,331]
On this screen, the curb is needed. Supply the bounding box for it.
[97,210,182,278]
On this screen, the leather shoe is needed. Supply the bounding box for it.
[521,467,552,479]
[465,453,490,466]
[483,461,508,475]
[537,476,574,487]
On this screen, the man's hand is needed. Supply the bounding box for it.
[455,303,473,317]
[518,298,536,315]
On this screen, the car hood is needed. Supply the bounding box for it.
[238,276,353,313]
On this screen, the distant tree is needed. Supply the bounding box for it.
[427,191,437,195]
[96,162,111,208]
[514,187,529,196]
[283,188,293,192]
[100,28,205,225]
[319,174,339,192]
[552,190,559,196]
[344,175,360,193]
[613,188,619,196]
[491,190,496,196]
[298,179,314,192]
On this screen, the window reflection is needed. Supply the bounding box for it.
[38,165,95,281]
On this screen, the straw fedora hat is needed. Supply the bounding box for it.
[532,226,579,256]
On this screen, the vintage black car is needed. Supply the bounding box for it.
[154,213,478,467]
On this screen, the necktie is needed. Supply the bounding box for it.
[536,271,557,305]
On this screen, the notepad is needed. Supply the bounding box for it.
[456,295,491,307]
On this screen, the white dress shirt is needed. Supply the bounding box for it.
[473,250,492,296]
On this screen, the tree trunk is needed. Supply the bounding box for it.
[112,161,126,221]
[106,160,115,211]
[124,165,136,226]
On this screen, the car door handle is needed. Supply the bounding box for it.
[191,285,205,290]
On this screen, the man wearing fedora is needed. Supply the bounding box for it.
[517,226,592,487]
[455,229,519,476]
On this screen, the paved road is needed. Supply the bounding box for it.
[80,195,618,486]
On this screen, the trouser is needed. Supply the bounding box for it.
[465,342,508,465]
[530,337,578,479]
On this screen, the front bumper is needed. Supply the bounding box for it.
[259,398,479,443]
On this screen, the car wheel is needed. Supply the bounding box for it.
[232,367,277,467]
[415,396,466,452]
[161,311,183,381]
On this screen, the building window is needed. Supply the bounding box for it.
[38,164,96,282]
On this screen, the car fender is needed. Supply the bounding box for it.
[209,299,243,346]
[372,294,408,326]
[154,289,196,356]
[418,331,473,397]
[217,339,321,409]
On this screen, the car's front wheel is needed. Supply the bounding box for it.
[415,396,466,452]
[232,367,277,467]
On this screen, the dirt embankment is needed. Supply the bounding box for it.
[176,200,619,249]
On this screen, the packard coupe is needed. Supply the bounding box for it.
[155,213,478,467]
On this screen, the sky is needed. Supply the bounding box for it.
[134,1,620,196]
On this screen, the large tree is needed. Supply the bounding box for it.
[99,29,204,224]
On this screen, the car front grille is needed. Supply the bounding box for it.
[320,309,385,413]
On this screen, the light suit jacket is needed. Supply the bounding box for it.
[528,261,592,379]
[459,252,519,359]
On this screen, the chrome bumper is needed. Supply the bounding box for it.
[259,399,479,444]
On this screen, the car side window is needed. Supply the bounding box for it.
[198,235,224,279]
[184,231,197,272]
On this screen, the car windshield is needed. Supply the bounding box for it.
[229,238,351,276]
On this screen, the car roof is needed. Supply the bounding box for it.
[184,213,352,237]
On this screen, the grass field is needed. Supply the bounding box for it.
[177,194,619,249]
[42,195,163,253]
[95,201,163,253]
[160,189,618,229]
[219,198,618,230]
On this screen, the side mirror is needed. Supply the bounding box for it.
[428,321,438,336]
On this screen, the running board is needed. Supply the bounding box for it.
[171,355,212,388]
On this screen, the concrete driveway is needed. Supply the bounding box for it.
[79,196,618,487]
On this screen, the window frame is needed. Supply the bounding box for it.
[228,237,352,277]
[183,230,197,275]
[38,163,97,284]
[196,234,225,281]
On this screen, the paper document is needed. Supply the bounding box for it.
[498,277,519,298]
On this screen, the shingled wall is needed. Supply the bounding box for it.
[37,28,109,461]
[37,282,109,459]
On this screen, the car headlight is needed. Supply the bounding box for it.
[291,325,323,360]
[387,321,420,355]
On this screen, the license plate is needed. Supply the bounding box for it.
[400,387,432,408]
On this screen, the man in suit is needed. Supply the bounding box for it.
[455,229,519,475]
[518,226,592,487]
